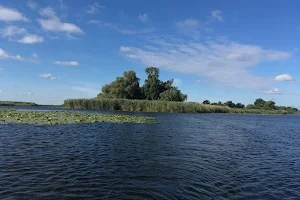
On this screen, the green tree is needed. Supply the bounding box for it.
[142,67,161,100]
[254,98,265,108]
[224,101,235,108]
[203,100,210,104]
[159,88,187,102]
[236,103,245,109]
[98,70,142,99]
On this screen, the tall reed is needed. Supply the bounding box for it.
[64,98,295,114]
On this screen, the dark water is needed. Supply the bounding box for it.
[1,107,300,199]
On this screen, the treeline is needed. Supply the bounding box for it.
[202,98,298,112]
[0,101,38,106]
[202,100,245,108]
[97,67,187,102]
[64,98,295,114]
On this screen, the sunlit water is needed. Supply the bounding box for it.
[1,107,300,199]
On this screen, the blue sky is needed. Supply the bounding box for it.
[0,0,300,106]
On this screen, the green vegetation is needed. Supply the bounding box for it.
[205,98,298,113]
[64,98,297,114]
[64,66,298,114]
[0,101,38,106]
[98,67,187,102]
[0,108,154,125]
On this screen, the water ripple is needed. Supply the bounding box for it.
[1,111,300,199]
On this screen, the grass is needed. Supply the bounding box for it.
[0,108,155,125]
[64,98,297,114]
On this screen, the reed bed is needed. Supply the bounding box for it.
[64,98,295,114]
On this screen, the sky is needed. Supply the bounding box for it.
[0,0,300,106]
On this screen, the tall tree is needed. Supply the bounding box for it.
[142,67,161,100]
[98,70,142,99]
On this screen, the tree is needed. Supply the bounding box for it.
[160,88,187,102]
[217,101,223,106]
[224,101,235,108]
[142,67,161,100]
[254,98,265,108]
[98,70,142,99]
[263,100,276,110]
[236,103,245,109]
[203,100,210,104]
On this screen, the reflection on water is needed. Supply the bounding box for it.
[0,107,300,199]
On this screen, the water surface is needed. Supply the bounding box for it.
[1,107,300,199]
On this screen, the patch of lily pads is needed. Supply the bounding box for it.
[0,108,155,125]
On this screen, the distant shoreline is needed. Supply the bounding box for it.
[0,101,60,107]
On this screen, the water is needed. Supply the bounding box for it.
[1,107,300,199]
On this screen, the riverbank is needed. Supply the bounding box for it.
[0,108,154,124]
[64,98,297,114]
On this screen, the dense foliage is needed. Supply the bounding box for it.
[204,98,298,112]
[97,67,187,102]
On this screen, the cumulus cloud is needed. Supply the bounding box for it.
[85,2,103,14]
[211,10,223,21]
[263,88,283,94]
[195,80,202,84]
[27,0,38,10]
[0,26,44,44]
[38,7,84,34]
[0,26,27,38]
[18,34,44,44]
[54,61,79,66]
[0,5,29,22]
[120,38,290,90]
[274,74,294,81]
[139,13,148,23]
[0,89,3,93]
[39,73,60,80]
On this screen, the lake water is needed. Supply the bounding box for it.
[1,107,300,199]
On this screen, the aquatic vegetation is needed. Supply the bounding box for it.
[0,108,155,125]
[64,98,299,114]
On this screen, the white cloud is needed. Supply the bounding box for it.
[274,74,294,81]
[32,53,38,58]
[0,5,29,22]
[18,34,44,44]
[72,86,99,95]
[0,26,27,38]
[211,10,223,21]
[0,26,44,44]
[263,88,283,94]
[0,48,25,61]
[175,19,201,39]
[27,0,38,10]
[0,89,3,92]
[27,92,34,95]
[39,73,60,80]
[139,13,148,23]
[38,7,84,34]
[85,2,102,14]
[54,61,79,66]
[195,80,202,84]
[88,20,137,35]
[120,38,290,90]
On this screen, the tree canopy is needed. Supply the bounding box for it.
[97,67,187,102]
